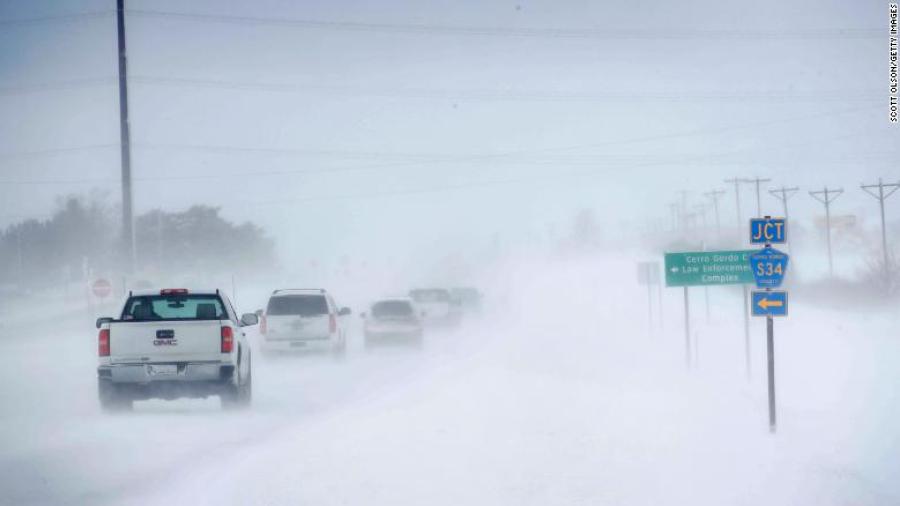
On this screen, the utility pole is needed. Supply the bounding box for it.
[809,187,843,278]
[700,237,710,322]
[861,178,900,288]
[724,178,745,244]
[704,189,725,244]
[726,177,751,378]
[668,202,680,232]
[677,190,690,232]
[156,210,163,269]
[117,0,134,273]
[693,203,708,231]
[745,176,772,217]
[15,228,23,282]
[768,186,799,252]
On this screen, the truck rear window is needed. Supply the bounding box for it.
[267,295,328,316]
[121,295,226,321]
[372,301,414,318]
[409,289,450,303]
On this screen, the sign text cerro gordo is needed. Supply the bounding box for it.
[664,250,756,287]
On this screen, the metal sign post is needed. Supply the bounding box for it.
[683,286,691,368]
[637,262,661,335]
[749,215,790,434]
[743,285,750,379]
[657,276,664,330]
[664,250,756,370]
[766,315,776,431]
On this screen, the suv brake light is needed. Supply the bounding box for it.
[98,329,110,356]
[221,326,234,353]
[260,314,267,335]
[329,314,336,334]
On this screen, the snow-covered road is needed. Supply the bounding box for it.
[1,255,898,505]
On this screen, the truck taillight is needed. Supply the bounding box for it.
[98,329,110,357]
[260,315,267,335]
[221,326,234,353]
[329,314,336,334]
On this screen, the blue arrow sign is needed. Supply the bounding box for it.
[751,290,788,317]
[749,247,790,288]
[750,217,787,244]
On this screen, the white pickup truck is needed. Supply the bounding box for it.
[95,288,257,411]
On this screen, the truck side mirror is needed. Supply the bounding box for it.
[96,317,113,329]
[240,313,259,326]
[339,307,352,316]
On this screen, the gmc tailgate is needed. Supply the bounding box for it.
[108,320,224,363]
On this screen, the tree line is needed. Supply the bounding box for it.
[0,196,276,290]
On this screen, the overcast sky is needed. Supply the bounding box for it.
[0,0,896,266]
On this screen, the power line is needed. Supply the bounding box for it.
[122,104,885,161]
[0,103,879,163]
[0,106,895,169]
[126,9,881,41]
[4,75,880,102]
[128,75,881,102]
[0,144,118,160]
[0,128,883,185]
[0,77,117,96]
[130,142,896,165]
[0,11,112,27]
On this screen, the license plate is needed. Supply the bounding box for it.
[147,364,178,376]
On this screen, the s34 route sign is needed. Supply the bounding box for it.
[664,250,756,287]
[749,247,790,288]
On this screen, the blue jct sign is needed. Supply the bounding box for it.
[751,290,788,317]
[750,217,787,244]
[750,247,790,288]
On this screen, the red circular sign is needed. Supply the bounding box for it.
[92,279,112,298]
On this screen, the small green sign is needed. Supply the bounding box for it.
[664,250,756,287]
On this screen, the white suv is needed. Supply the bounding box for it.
[259,289,350,354]
[409,288,461,328]
[362,297,424,348]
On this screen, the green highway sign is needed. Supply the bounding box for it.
[664,250,756,287]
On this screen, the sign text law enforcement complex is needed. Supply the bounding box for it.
[664,250,755,287]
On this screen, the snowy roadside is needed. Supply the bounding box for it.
[136,254,900,506]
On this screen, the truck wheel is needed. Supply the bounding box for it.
[332,342,347,360]
[222,359,251,410]
[238,356,252,406]
[98,379,132,413]
[331,333,347,360]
